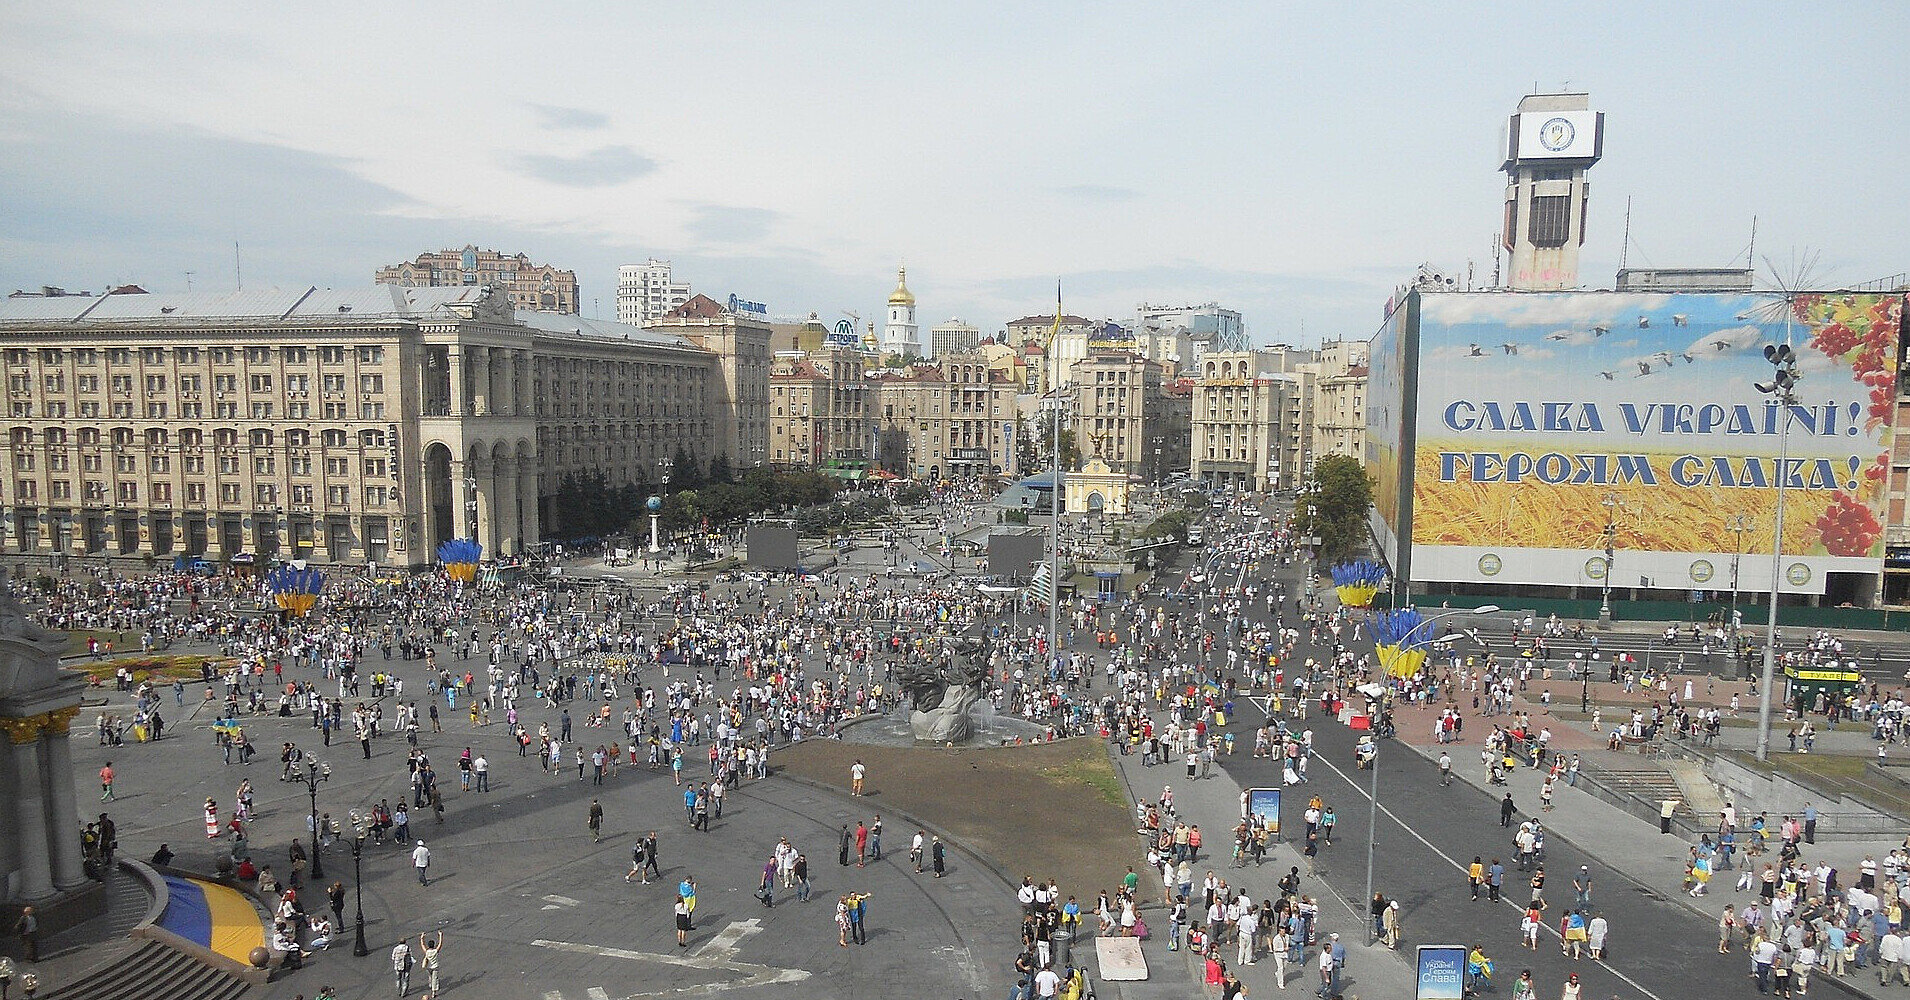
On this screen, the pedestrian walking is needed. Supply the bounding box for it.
[932,836,946,877]
[418,932,443,995]
[99,762,115,802]
[851,759,866,796]
[412,840,430,886]
[390,937,412,996]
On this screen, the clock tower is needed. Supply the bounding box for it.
[1502,93,1604,291]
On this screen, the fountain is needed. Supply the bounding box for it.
[841,634,1048,746]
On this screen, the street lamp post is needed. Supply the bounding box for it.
[1363,604,1499,945]
[1598,493,1620,626]
[299,758,330,880]
[1754,343,1801,763]
[1727,513,1753,656]
[350,830,369,957]
[653,457,673,557]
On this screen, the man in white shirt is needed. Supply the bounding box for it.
[1794,943,1815,995]
[1236,906,1259,966]
[1878,931,1903,986]
[412,840,431,886]
[1033,964,1061,999]
[1754,937,1779,992]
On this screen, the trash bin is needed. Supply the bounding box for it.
[1051,928,1074,966]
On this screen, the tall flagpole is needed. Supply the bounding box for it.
[1048,281,1063,679]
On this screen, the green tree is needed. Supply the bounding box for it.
[708,454,734,484]
[1296,455,1374,561]
[669,445,703,491]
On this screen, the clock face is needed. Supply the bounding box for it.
[1539,116,1575,152]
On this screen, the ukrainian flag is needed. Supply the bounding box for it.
[158,876,265,964]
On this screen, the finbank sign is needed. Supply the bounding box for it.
[727,294,768,316]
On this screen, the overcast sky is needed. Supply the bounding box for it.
[3,3,1905,346]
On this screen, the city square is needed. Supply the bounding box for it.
[4,6,1910,1000]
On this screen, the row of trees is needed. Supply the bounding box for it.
[652,467,839,533]
[547,448,842,541]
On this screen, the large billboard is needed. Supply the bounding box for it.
[1367,296,1417,581]
[1378,290,1903,595]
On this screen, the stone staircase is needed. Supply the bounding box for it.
[1665,760,1728,818]
[43,940,252,1000]
[1584,761,1696,822]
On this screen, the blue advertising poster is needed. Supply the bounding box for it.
[1245,787,1280,836]
[1415,944,1467,1000]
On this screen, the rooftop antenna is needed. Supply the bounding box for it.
[184,270,195,293]
[234,241,243,291]
[1619,197,1632,270]
[1747,215,1757,268]
[1490,234,1502,289]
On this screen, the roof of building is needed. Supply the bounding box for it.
[887,268,915,306]
[1007,314,1094,327]
[513,309,700,349]
[0,284,491,325]
[0,284,702,349]
[661,293,730,320]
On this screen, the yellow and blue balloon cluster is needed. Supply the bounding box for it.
[437,538,483,584]
[1329,560,1385,609]
[266,566,326,618]
[1371,607,1430,679]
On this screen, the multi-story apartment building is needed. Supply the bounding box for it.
[928,319,980,357]
[616,259,693,326]
[1191,350,1306,493]
[874,353,1018,480]
[644,295,772,472]
[1308,340,1368,463]
[1003,314,1098,382]
[0,285,728,567]
[1066,351,1189,480]
[375,245,579,315]
[769,347,873,471]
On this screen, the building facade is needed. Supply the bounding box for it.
[616,259,693,326]
[874,353,1018,480]
[645,295,772,472]
[928,319,980,357]
[1067,351,1189,481]
[769,347,873,471]
[0,285,727,567]
[1309,340,1368,462]
[1192,351,1289,493]
[375,245,580,314]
